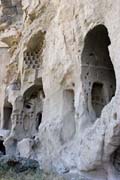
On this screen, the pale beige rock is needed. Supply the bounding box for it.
[0,1,119,180]
[17,138,34,158]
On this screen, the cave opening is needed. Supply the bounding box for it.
[24,31,45,70]
[23,79,44,136]
[81,24,116,119]
[0,140,6,155]
[91,82,105,118]
[3,101,12,130]
[36,112,42,131]
[112,146,120,172]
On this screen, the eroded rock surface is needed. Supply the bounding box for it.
[0,0,119,179]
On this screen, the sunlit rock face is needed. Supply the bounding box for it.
[0,0,120,179]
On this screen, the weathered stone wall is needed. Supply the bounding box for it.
[0,1,120,179]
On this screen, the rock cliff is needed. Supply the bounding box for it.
[0,0,120,179]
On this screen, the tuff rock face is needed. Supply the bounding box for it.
[0,0,120,179]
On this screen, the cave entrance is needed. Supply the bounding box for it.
[81,25,116,119]
[91,82,105,118]
[0,140,6,155]
[23,79,45,135]
[36,112,42,131]
[3,102,12,130]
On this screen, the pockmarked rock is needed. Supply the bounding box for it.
[0,0,119,180]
